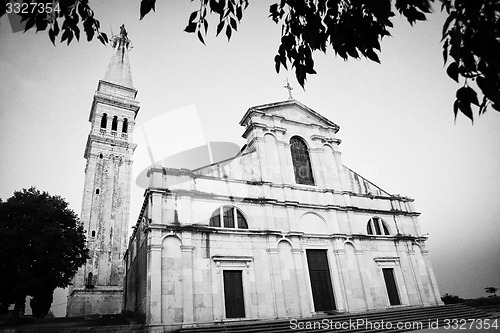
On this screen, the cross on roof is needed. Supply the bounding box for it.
[284,79,293,100]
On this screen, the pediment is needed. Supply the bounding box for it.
[239,100,339,131]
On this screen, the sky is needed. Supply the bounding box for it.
[1,0,499,317]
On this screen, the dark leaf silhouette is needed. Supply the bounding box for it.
[1,0,498,123]
[140,0,156,20]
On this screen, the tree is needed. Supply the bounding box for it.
[0,0,498,122]
[0,187,89,319]
[485,287,498,297]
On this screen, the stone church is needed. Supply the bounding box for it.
[67,30,442,331]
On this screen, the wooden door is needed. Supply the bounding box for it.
[223,270,245,318]
[306,250,336,311]
[382,268,401,306]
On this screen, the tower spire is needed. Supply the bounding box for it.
[104,24,134,88]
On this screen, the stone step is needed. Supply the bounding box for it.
[0,324,144,333]
[178,304,491,333]
[0,317,144,333]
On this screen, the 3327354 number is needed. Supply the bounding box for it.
[5,1,60,15]
[443,318,499,330]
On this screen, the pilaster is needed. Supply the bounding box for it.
[181,244,195,323]
[292,248,310,316]
[267,247,286,318]
[147,242,163,325]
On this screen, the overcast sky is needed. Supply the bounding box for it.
[1,0,499,316]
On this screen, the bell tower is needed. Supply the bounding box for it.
[67,26,140,316]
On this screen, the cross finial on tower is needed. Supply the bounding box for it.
[284,79,294,100]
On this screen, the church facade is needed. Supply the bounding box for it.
[123,100,442,331]
[67,27,441,331]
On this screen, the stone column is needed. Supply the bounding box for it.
[405,249,423,305]
[147,242,163,327]
[267,247,286,318]
[332,248,349,312]
[354,249,370,310]
[292,248,310,316]
[309,144,326,188]
[421,249,443,305]
[332,150,349,192]
[150,192,163,223]
[181,244,195,324]
[281,142,295,185]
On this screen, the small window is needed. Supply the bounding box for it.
[91,230,96,237]
[95,188,100,194]
[290,136,315,186]
[367,217,390,235]
[99,153,103,159]
[210,206,248,229]
[100,113,107,128]
[122,118,128,133]
[111,116,118,131]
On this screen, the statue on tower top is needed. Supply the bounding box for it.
[111,24,132,52]
[120,24,128,39]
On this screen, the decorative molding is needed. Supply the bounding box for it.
[266,248,279,254]
[147,244,162,252]
[212,255,253,274]
[301,237,329,246]
[374,256,400,265]
[211,255,253,262]
[310,134,342,145]
[180,245,194,252]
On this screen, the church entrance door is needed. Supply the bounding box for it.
[223,270,245,318]
[382,268,401,305]
[306,249,336,311]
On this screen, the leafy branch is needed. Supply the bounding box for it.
[1,0,498,122]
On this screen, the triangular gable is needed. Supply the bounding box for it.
[239,99,339,132]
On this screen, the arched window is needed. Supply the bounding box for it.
[367,217,390,235]
[100,113,107,128]
[209,206,248,229]
[122,118,128,133]
[95,188,100,194]
[111,116,118,131]
[290,136,315,185]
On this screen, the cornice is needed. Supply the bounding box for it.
[92,92,140,114]
[310,134,342,145]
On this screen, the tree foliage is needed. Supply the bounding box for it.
[0,187,89,318]
[485,287,498,297]
[0,0,498,122]
[30,289,53,318]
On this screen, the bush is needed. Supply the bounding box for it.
[441,293,464,304]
